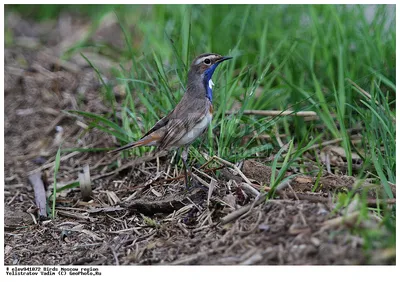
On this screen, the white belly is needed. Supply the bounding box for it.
[177,112,212,146]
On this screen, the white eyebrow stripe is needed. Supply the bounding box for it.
[195,57,204,65]
[195,55,216,65]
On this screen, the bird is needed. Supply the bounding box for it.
[109,53,232,189]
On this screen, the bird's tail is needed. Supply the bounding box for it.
[108,137,156,154]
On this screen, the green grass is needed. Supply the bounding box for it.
[109,5,393,185]
[9,4,395,258]
[55,4,394,191]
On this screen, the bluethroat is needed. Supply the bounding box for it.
[110,53,232,189]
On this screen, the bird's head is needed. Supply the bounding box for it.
[188,53,232,101]
[190,53,232,77]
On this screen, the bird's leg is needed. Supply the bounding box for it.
[172,148,181,166]
[181,146,190,190]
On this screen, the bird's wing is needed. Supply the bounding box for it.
[140,110,173,139]
[158,97,210,150]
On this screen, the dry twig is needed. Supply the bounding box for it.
[226,110,318,117]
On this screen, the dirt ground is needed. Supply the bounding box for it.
[3,11,395,265]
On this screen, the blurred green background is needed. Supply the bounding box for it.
[6,4,395,87]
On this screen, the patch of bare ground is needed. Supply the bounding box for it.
[4,11,395,265]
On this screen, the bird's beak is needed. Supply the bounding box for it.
[217,56,233,63]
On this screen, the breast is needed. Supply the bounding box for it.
[176,111,212,146]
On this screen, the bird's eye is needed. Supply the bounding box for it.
[204,58,211,65]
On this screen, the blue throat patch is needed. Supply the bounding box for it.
[203,63,221,102]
